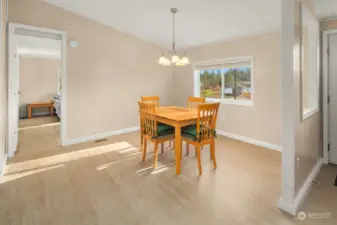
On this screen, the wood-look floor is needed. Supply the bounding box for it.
[0,117,336,225]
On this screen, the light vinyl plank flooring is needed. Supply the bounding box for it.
[0,119,336,225]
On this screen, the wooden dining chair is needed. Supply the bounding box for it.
[181,102,220,175]
[186,97,206,156]
[140,96,172,151]
[138,101,175,169]
[141,96,160,107]
[139,96,170,151]
[140,96,159,151]
[188,96,206,109]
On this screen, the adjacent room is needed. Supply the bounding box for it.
[15,34,62,159]
[0,0,336,224]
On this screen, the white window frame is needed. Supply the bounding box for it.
[300,5,320,121]
[193,56,254,106]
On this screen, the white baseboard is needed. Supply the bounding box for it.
[278,158,323,215]
[292,158,323,214]
[63,126,140,146]
[216,129,282,151]
[0,154,8,176]
[278,198,296,215]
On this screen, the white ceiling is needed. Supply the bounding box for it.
[42,0,281,50]
[312,0,337,20]
[17,35,61,59]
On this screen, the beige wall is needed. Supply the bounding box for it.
[0,0,7,173]
[173,32,281,146]
[321,19,337,31]
[19,57,60,107]
[294,0,322,195]
[9,0,173,140]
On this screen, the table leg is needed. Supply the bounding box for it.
[50,105,54,116]
[28,105,32,119]
[140,117,143,152]
[174,124,182,175]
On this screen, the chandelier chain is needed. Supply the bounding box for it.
[172,10,176,53]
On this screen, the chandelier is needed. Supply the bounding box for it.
[158,8,190,66]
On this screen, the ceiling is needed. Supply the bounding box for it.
[312,0,337,20]
[42,0,281,50]
[17,35,61,59]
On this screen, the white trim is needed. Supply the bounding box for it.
[216,129,282,151]
[0,154,7,176]
[302,108,319,120]
[300,7,320,121]
[320,16,337,22]
[63,126,140,146]
[206,98,252,106]
[193,56,253,68]
[7,23,67,157]
[193,56,254,107]
[323,28,337,165]
[278,198,296,216]
[0,0,6,173]
[280,0,297,211]
[278,158,323,215]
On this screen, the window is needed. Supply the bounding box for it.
[195,57,253,106]
[301,5,319,120]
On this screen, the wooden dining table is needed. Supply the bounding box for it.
[155,106,198,175]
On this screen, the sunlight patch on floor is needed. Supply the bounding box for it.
[5,141,136,174]
[136,162,175,175]
[18,122,60,130]
[0,164,64,184]
[96,161,119,171]
[96,155,139,171]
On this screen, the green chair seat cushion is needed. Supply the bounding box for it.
[157,123,174,137]
[181,124,216,141]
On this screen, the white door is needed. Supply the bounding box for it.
[7,24,20,157]
[328,33,337,165]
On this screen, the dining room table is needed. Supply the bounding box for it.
[155,106,198,175]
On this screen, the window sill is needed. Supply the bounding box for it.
[206,98,253,106]
[303,107,319,120]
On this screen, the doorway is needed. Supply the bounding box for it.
[7,23,67,158]
[323,29,337,165]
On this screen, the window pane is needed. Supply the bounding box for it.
[224,68,236,99]
[223,67,251,100]
[235,67,252,100]
[199,69,222,99]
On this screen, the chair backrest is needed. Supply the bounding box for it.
[196,103,220,141]
[242,92,251,100]
[188,97,206,109]
[141,96,160,107]
[138,101,158,137]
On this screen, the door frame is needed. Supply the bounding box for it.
[7,23,67,157]
[322,28,337,164]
